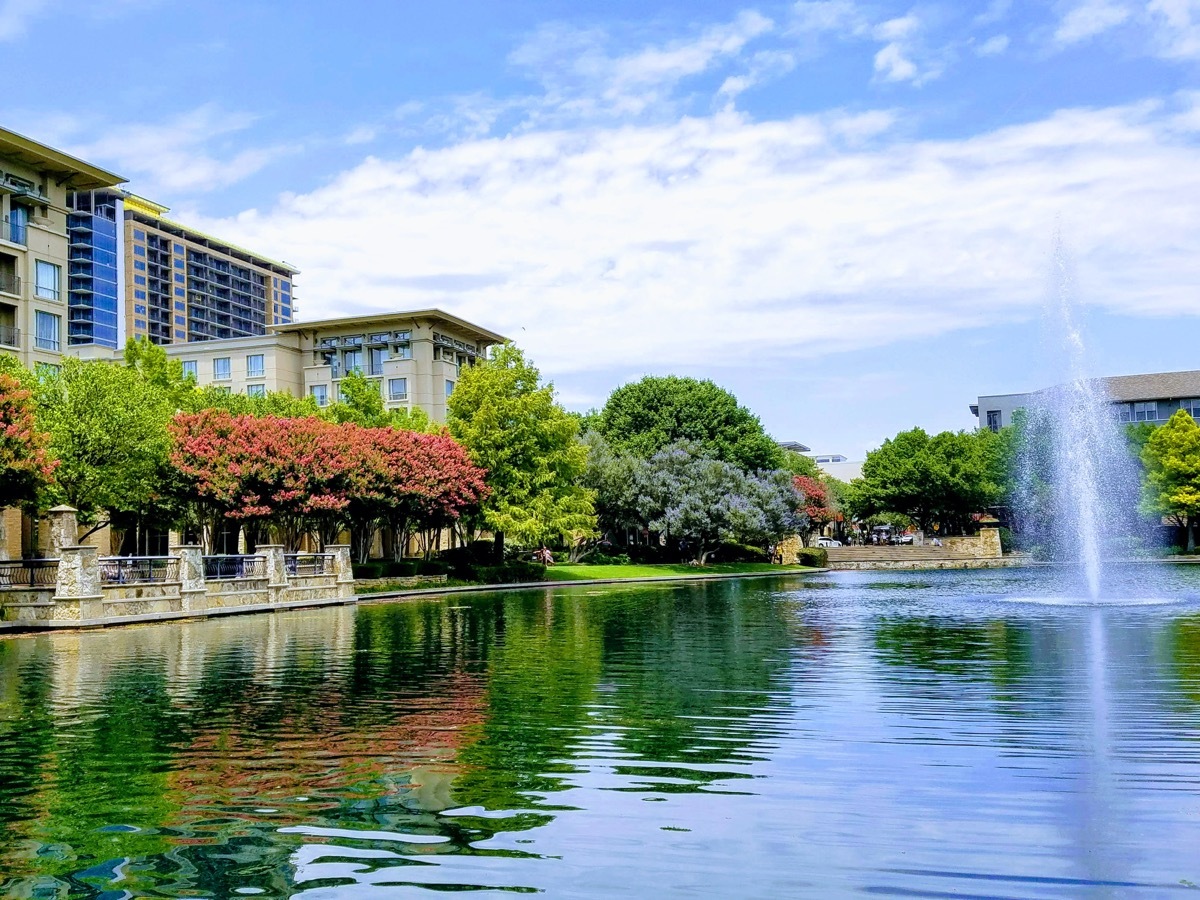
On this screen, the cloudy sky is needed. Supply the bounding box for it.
[6,0,1200,456]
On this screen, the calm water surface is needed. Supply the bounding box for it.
[4,568,1200,897]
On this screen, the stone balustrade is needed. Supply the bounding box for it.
[0,507,355,629]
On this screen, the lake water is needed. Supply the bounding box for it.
[4,568,1200,898]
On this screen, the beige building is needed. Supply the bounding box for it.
[0,127,124,371]
[166,309,507,422]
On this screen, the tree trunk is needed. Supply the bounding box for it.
[494,531,505,562]
[1189,515,1196,554]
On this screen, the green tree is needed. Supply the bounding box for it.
[852,427,1005,536]
[37,358,177,537]
[1141,409,1200,552]
[0,369,55,508]
[598,375,783,472]
[123,337,195,407]
[448,344,596,551]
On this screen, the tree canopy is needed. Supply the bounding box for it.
[0,370,56,508]
[597,375,783,472]
[851,427,1005,535]
[1141,409,1200,550]
[448,344,596,548]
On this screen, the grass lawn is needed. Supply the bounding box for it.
[547,562,815,581]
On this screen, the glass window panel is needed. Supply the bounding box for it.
[213,357,231,379]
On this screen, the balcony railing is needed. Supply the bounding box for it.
[0,325,18,347]
[0,272,18,295]
[99,556,179,584]
[2,217,26,246]
[0,559,58,588]
[203,554,266,581]
[285,553,334,576]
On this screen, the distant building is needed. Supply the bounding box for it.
[0,127,124,370]
[808,453,848,464]
[973,369,1200,432]
[777,441,811,453]
[65,190,299,349]
[164,308,507,423]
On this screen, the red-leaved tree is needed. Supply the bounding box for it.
[793,474,835,547]
[0,373,57,508]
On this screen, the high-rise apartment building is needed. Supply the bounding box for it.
[64,191,300,348]
[0,127,124,369]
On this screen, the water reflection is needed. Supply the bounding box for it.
[1,571,1200,896]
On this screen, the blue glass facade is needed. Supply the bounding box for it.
[66,191,120,348]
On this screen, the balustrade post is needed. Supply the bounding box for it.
[259,545,287,605]
[174,546,207,612]
[52,545,102,622]
[327,545,355,598]
[47,505,78,556]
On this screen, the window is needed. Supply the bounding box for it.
[311,384,328,406]
[175,301,186,311]
[181,360,197,379]
[175,273,185,283]
[134,275,146,285]
[392,342,412,360]
[175,288,185,297]
[35,310,60,351]
[247,354,265,378]
[174,258,184,269]
[133,245,145,257]
[368,346,387,375]
[247,383,266,398]
[986,410,1001,432]
[446,379,455,398]
[388,378,408,401]
[34,261,60,301]
[174,315,186,325]
[173,243,184,255]
[134,260,146,271]
[134,289,146,300]
[369,332,389,344]
[133,229,146,241]
[213,357,231,380]
[343,348,362,374]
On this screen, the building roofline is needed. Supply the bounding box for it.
[124,203,300,276]
[0,127,125,191]
[270,309,509,344]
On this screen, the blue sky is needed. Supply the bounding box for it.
[6,0,1200,457]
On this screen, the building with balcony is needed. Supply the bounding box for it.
[165,308,507,423]
[973,369,1200,432]
[0,127,124,370]
[64,190,300,350]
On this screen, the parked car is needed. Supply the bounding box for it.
[816,538,842,548]
[897,534,915,544]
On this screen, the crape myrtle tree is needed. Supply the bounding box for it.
[169,410,487,556]
[851,426,1006,537]
[448,344,596,555]
[0,368,56,509]
[792,475,836,546]
[598,375,784,472]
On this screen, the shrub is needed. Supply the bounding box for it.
[352,561,385,580]
[710,542,770,563]
[416,559,449,576]
[587,551,631,566]
[382,560,421,578]
[998,527,1014,554]
[467,561,547,584]
[796,547,828,568]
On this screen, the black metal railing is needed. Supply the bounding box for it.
[285,553,333,576]
[203,554,265,580]
[0,271,18,295]
[0,324,18,347]
[99,556,179,584]
[0,559,59,588]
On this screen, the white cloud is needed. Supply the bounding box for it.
[871,15,940,84]
[0,0,48,40]
[43,104,297,196]
[874,42,919,81]
[510,11,775,121]
[195,100,1200,383]
[1148,0,1200,58]
[1054,0,1132,45]
[976,34,1011,56]
[974,0,1012,27]
[791,0,870,35]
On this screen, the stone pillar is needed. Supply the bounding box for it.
[47,505,79,556]
[260,545,288,605]
[328,544,355,598]
[175,545,207,612]
[53,545,102,622]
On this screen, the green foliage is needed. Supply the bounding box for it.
[796,546,828,568]
[123,337,194,407]
[327,369,386,425]
[182,385,323,419]
[1140,409,1200,531]
[448,344,597,547]
[780,450,821,478]
[37,357,177,528]
[852,426,1005,534]
[598,375,783,472]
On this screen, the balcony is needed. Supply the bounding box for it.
[2,217,26,246]
[0,272,18,295]
[0,324,18,347]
